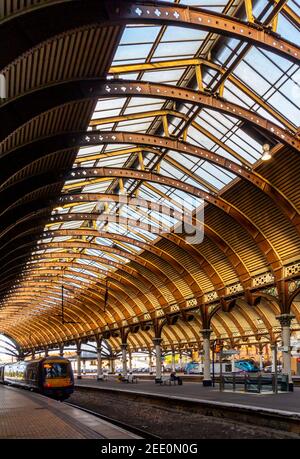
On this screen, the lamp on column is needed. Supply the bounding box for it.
[61,285,82,324]
[261,143,272,161]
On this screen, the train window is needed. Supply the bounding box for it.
[44,363,68,379]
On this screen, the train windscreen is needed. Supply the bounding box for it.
[43,362,69,379]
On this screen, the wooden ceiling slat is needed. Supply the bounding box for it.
[224,181,300,262]
[0,20,123,345]
[92,27,105,75]
[79,28,94,76]
[36,45,44,88]
[31,48,39,90]
[67,33,78,81]
[204,207,267,273]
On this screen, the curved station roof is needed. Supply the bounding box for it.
[0,0,300,355]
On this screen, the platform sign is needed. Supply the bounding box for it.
[221,350,239,356]
[278,346,289,352]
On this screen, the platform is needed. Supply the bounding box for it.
[76,377,300,416]
[0,385,140,439]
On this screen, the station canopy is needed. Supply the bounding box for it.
[0,0,299,355]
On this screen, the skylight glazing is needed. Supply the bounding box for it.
[5,0,298,328]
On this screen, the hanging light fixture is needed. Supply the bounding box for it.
[261,143,272,161]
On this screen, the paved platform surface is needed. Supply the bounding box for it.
[0,385,140,439]
[76,378,300,416]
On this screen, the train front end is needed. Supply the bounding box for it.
[42,357,74,400]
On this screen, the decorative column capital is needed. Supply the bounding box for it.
[276,314,295,327]
[121,343,128,350]
[152,337,162,346]
[201,329,212,339]
[76,350,81,356]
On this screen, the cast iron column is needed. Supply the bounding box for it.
[128,350,132,372]
[148,350,152,372]
[171,350,176,372]
[271,344,276,373]
[231,353,236,372]
[153,338,162,381]
[259,351,263,371]
[97,345,103,380]
[76,349,82,379]
[179,352,183,371]
[202,329,212,386]
[121,343,128,375]
[277,314,294,391]
[199,351,203,373]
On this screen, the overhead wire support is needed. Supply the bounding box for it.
[104,279,108,312]
[56,282,83,325]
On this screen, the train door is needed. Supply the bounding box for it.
[26,364,39,390]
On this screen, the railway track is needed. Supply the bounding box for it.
[72,384,300,438]
[64,401,161,439]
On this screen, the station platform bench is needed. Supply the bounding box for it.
[96,373,109,381]
[155,376,183,385]
[220,374,290,393]
[118,374,138,383]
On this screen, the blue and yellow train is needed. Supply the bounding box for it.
[234,359,260,373]
[0,356,74,400]
[184,358,260,374]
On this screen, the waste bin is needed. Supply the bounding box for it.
[279,374,289,392]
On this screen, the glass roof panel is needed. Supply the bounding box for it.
[11,0,298,325]
[114,43,154,64]
[288,0,300,15]
[120,25,161,45]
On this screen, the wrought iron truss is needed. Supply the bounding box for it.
[0,0,300,353]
